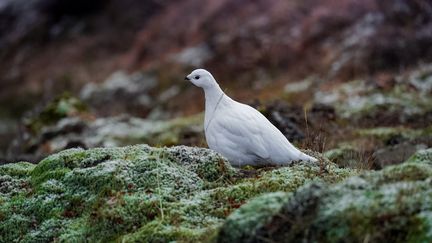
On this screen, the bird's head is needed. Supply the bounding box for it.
[185,69,217,89]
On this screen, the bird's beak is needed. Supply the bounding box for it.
[184,76,190,81]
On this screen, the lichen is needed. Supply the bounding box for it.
[314,76,432,121]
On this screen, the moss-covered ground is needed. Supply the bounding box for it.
[0,145,356,242]
[219,148,432,243]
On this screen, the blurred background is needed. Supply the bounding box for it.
[1,0,431,169]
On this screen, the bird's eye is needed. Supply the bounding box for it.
[194,75,200,80]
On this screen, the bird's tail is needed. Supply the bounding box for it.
[285,142,318,163]
[297,150,318,163]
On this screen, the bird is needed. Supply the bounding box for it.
[185,69,318,167]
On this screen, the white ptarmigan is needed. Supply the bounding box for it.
[185,69,318,167]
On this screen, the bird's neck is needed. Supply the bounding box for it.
[203,84,226,123]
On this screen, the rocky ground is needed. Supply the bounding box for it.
[1,0,432,242]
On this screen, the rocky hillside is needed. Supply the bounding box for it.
[5,64,431,168]
[1,1,432,241]
[1,0,432,118]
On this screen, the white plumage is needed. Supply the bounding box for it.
[185,69,317,167]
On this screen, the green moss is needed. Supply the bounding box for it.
[151,114,203,146]
[112,114,204,147]
[166,145,236,183]
[0,144,355,242]
[30,148,85,187]
[24,93,87,133]
[211,162,350,206]
[405,148,432,165]
[409,212,432,242]
[0,213,33,242]
[315,78,432,120]
[22,218,68,243]
[0,163,34,199]
[1,145,232,241]
[218,148,432,242]
[0,162,35,177]
[119,220,206,243]
[218,192,290,242]
[357,126,432,142]
[324,144,362,168]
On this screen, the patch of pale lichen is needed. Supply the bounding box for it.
[0,144,356,242]
[111,114,204,147]
[314,69,432,122]
[356,126,432,145]
[24,93,87,134]
[218,148,432,243]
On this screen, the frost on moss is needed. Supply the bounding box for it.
[0,144,356,242]
[0,162,35,177]
[218,148,432,243]
[218,192,290,242]
[0,162,34,200]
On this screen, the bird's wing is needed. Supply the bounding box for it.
[213,103,271,161]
